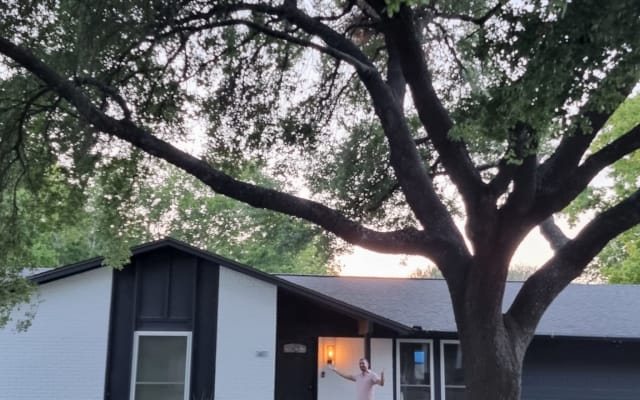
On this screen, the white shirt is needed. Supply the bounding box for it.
[355,370,380,400]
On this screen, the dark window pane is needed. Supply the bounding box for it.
[445,387,466,400]
[136,336,187,383]
[401,386,431,400]
[443,343,465,386]
[399,342,431,385]
[135,383,185,400]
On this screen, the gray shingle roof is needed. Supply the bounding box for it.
[279,275,640,340]
[25,237,639,340]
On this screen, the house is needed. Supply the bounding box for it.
[0,238,638,400]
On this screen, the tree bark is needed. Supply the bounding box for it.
[459,322,524,400]
[452,255,530,400]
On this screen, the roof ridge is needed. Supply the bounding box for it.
[278,273,447,281]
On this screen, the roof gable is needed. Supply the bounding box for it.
[28,238,410,333]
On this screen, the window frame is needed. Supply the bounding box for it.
[439,340,465,400]
[396,338,435,400]
[129,331,193,400]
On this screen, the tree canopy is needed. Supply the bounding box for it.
[2,164,336,271]
[1,1,640,399]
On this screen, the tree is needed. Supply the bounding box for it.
[3,165,336,274]
[1,1,639,399]
[132,165,337,274]
[0,165,93,330]
[565,94,640,283]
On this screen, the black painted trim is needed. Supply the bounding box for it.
[392,338,397,400]
[104,260,137,400]
[29,256,103,284]
[190,258,219,398]
[102,268,117,399]
[433,339,442,400]
[365,335,371,364]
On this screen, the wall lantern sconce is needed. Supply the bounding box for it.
[326,344,335,365]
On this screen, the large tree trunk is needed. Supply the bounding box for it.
[452,253,531,400]
[459,322,525,400]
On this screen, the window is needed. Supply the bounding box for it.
[397,339,434,400]
[130,331,192,400]
[440,341,465,400]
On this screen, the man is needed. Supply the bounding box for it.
[328,357,385,400]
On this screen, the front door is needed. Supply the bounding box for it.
[275,337,317,400]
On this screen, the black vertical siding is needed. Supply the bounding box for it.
[522,338,640,400]
[136,248,195,331]
[136,251,169,320]
[103,260,137,400]
[103,248,220,400]
[190,258,219,399]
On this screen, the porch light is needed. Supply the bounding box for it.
[326,345,335,365]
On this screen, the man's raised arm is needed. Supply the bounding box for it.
[328,364,355,381]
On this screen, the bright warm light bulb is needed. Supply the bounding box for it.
[326,345,335,364]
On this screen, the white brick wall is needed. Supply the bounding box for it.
[214,266,277,400]
[371,338,394,400]
[317,337,365,400]
[0,267,113,400]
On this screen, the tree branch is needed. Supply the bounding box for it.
[73,77,132,120]
[500,123,539,216]
[161,17,376,74]
[314,0,355,22]
[433,0,505,25]
[384,35,406,106]
[171,2,376,68]
[537,52,640,196]
[507,188,640,339]
[488,158,517,196]
[534,123,640,219]
[0,35,440,256]
[578,122,640,181]
[164,2,460,238]
[488,122,539,198]
[377,3,488,212]
[539,216,569,251]
[536,111,606,194]
[264,2,465,245]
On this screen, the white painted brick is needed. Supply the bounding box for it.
[0,267,112,400]
[318,337,365,400]
[371,338,394,400]
[214,266,277,400]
